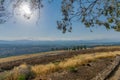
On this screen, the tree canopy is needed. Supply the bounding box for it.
[0,0,120,33]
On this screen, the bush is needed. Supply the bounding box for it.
[18,74,26,80]
[68,66,78,73]
[5,64,32,80]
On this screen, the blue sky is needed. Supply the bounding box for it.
[0,1,120,41]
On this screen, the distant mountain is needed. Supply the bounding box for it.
[0,39,120,45]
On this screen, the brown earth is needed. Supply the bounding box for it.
[34,57,115,80]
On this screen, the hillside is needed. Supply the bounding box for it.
[0,46,120,80]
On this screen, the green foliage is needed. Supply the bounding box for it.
[70,45,87,51]
[68,66,78,73]
[83,45,87,49]
[57,0,120,33]
[107,18,113,23]
[51,48,55,51]
[18,74,26,80]
[53,60,60,65]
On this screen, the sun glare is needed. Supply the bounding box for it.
[14,1,40,23]
[21,4,31,14]
[19,2,32,19]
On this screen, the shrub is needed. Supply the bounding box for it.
[53,61,60,65]
[5,64,32,80]
[18,74,26,80]
[68,66,78,73]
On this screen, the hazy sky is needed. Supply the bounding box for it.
[0,1,120,40]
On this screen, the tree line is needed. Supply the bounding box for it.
[51,45,87,51]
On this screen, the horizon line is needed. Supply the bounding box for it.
[0,39,120,41]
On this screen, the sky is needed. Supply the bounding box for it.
[0,1,120,41]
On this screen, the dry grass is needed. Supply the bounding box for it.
[31,51,120,76]
[1,46,120,71]
[3,64,32,80]
[0,51,64,64]
[94,46,120,49]
[0,46,120,64]
[0,53,43,64]
[1,50,120,80]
